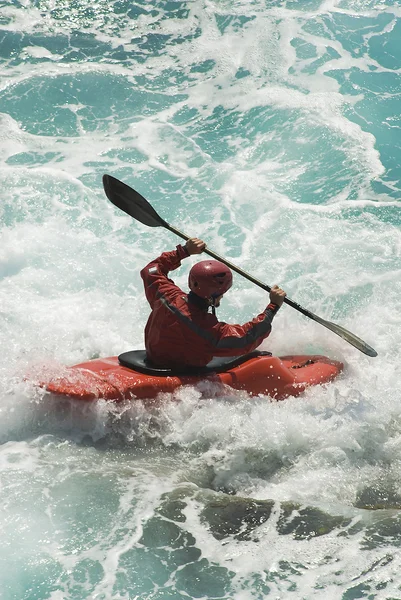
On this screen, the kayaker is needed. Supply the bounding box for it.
[140,238,286,368]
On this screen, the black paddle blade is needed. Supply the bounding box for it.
[102,174,167,228]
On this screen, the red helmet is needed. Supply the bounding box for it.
[188,260,233,299]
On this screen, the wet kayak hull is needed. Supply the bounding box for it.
[43,353,343,402]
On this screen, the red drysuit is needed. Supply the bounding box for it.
[140,245,280,368]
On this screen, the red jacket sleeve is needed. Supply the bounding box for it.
[140,244,189,308]
[210,303,280,356]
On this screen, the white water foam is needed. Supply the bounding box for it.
[1,1,401,597]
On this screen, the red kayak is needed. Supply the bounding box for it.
[43,350,343,403]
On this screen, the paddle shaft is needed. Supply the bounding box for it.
[166,222,316,320]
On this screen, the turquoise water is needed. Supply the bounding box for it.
[1,0,401,598]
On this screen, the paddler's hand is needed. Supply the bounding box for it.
[269,285,286,307]
[185,238,206,255]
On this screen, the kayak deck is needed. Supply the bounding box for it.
[43,353,343,403]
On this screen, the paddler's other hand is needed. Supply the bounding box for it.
[269,285,286,307]
[185,238,206,255]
